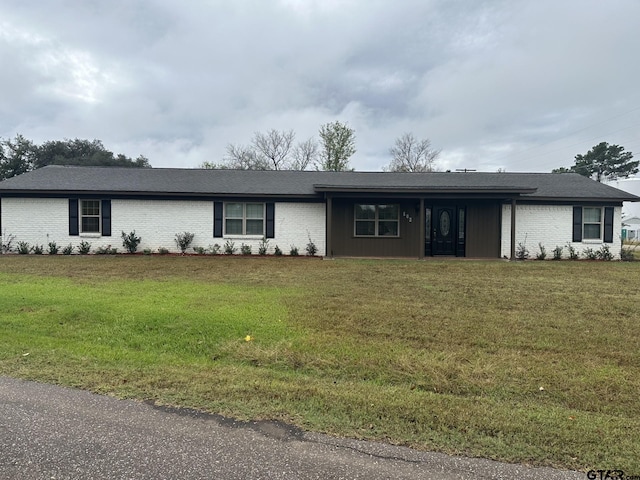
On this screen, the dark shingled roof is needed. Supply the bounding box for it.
[0,165,637,202]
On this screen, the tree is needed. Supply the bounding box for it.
[252,129,296,170]
[223,143,268,170]
[386,133,440,172]
[316,121,356,171]
[291,138,318,171]
[552,142,637,182]
[0,134,35,180]
[33,138,151,169]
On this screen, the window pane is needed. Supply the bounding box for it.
[583,208,601,223]
[425,208,431,241]
[246,219,263,235]
[246,203,264,219]
[226,218,243,235]
[82,217,100,233]
[584,224,601,239]
[355,220,375,236]
[82,200,100,216]
[458,209,465,240]
[378,204,398,220]
[225,203,243,218]
[355,204,375,220]
[379,221,398,236]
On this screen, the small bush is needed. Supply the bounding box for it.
[566,243,579,260]
[274,245,283,256]
[48,242,60,255]
[305,236,318,256]
[597,244,613,261]
[1,231,16,254]
[121,230,142,254]
[258,237,269,255]
[193,246,206,255]
[158,247,169,255]
[240,243,252,255]
[290,245,299,256]
[224,240,237,255]
[552,245,563,260]
[535,243,546,260]
[62,244,74,255]
[583,247,597,260]
[96,245,118,255]
[621,245,636,261]
[32,244,44,255]
[175,232,195,254]
[208,244,221,255]
[515,242,529,260]
[143,248,152,255]
[17,241,31,255]
[78,241,92,255]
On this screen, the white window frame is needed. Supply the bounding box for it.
[582,207,603,241]
[224,202,265,236]
[354,204,400,237]
[80,199,101,234]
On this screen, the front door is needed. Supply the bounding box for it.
[433,206,456,255]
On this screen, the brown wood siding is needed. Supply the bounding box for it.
[330,199,420,257]
[465,202,501,258]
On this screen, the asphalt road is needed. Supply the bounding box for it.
[0,376,584,480]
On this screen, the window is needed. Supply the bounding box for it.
[225,203,264,235]
[582,207,602,240]
[354,204,399,237]
[81,200,101,233]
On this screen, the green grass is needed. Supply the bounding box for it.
[1,256,639,471]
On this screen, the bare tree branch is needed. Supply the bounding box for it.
[386,133,440,172]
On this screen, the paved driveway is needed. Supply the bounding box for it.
[0,376,584,479]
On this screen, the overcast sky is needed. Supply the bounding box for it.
[1,0,639,177]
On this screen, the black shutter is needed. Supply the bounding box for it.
[101,200,112,237]
[572,206,582,242]
[604,206,614,243]
[265,203,275,238]
[213,201,223,237]
[69,199,79,236]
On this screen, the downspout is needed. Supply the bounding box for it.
[510,198,517,260]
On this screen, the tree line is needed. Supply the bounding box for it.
[201,121,441,173]
[0,135,151,181]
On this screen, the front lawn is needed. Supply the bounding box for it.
[0,256,638,471]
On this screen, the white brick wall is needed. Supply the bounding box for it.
[501,204,623,259]
[1,198,326,255]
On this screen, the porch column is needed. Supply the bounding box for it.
[326,194,333,257]
[510,198,517,260]
[419,198,425,259]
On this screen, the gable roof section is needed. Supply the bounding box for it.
[0,165,638,202]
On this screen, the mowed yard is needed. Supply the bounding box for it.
[0,256,638,472]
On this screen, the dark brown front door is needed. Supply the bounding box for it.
[433,206,456,255]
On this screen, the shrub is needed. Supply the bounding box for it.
[143,248,152,255]
[158,247,169,255]
[121,230,142,254]
[1,231,16,254]
[78,241,92,255]
[597,244,613,261]
[583,247,598,260]
[258,237,269,255]
[274,245,283,256]
[290,245,299,256]
[48,242,60,255]
[621,245,636,261]
[208,244,221,255]
[224,240,237,255]
[566,243,579,260]
[552,245,563,260]
[96,245,118,255]
[305,236,318,256]
[17,241,31,255]
[535,243,546,260]
[62,244,74,255]
[515,242,529,260]
[32,244,44,255]
[193,246,206,255]
[240,243,252,255]
[175,232,195,254]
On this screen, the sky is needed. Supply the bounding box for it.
[1,0,640,180]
